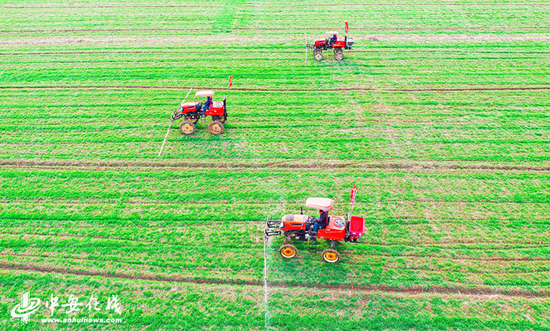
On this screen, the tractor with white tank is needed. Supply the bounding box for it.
[171,90,228,135]
[265,197,365,263]
[307,31,355,61]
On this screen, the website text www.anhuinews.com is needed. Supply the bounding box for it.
[41,317,123,324]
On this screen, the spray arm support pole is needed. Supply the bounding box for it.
[304,33,308,67]
[263,221,270,329]
[181,86,194,107]
[158,87,193,157]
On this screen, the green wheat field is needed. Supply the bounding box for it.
[0,0,549,330]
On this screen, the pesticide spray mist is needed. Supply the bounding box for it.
[263,231,272,330]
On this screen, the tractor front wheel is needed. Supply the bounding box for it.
[313,49,323,61]
[279,244,297,259]
[179,121,195,135]
[321,249,341,263]
[334,48,344,61]
[208,121,225,135]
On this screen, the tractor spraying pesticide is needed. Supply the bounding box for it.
[265,194,365,263]
[306,23,354,61]
[172,90,228,135]
[157,76,234,157]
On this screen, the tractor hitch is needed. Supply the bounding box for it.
[266,219,282,228]
[265,218,282,237]
[265,228,281,237]
[171,107,183,121]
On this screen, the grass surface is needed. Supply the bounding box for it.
[1,0,549,330]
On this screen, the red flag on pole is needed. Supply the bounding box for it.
[228,75,233,88]
[350,183,357,207]
[345,22,349,34]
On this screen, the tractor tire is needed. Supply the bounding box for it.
[185,115,199,124]
[212,115,227,123]
[208,121,225,135]
[179,121,195,135]
[321,249,341,263]
[314,50,323,61]
[334,48,344,61]
[279,244,298,259]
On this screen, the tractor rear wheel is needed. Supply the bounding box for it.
[179,121,195,135]
[334,48,344,61]
[279,244,297,259]
[208,121,225,135]
[314,50,323,61]
[321,249,341,263]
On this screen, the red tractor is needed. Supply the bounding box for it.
[171,90,228,135]
[307,31,354,61]
[265,197,365,263]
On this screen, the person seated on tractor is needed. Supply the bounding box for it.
[329,34,337,46]
[201,96,213,117]
[311,209,328,234]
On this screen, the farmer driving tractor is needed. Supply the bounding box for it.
[201,95,213,117]
[311,209,328,235]
[328,33,337,46]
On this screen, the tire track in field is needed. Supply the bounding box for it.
[0,49,269,55]
[359,241,549,249]
[1,85,550,93]
[3,158,550,172]
[0,252,261,274]
[1,263,548,298]
[1,232,263,250]
[2,49,547,56]
[354,252,550,261]
[2,198,548,206]
[5,216,548,228]
[3,231,546,255]
[2,35,549,46]
[5,251,548,280]
[1,26,549,34]
[1,4,204,8]
[1,218,254,228]
[0,263,260,286]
